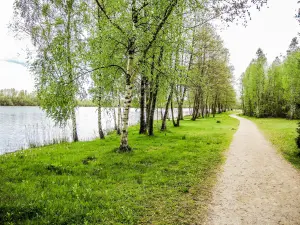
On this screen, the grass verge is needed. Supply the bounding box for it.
[0,114,238,225]
[242,116,300,170]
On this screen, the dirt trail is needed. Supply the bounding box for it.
[205,115,300,225]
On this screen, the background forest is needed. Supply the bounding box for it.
[0,89,38,106]
[241,37,300,119]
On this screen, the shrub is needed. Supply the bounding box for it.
[296,122,300,151]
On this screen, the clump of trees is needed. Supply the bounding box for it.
[0,89,38,106]
[241,37,300,150]
[12,0,267,152]
[241,38,300,119]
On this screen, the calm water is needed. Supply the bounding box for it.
[0,106,191,154]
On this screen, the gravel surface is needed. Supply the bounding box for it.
[205,115,300,225]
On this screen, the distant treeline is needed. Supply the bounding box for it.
[241,37,300,119]
[0,89,97,107]
[0,89,38,106]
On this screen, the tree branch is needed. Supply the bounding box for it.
[94,0,126,35]
[144,0,178,55]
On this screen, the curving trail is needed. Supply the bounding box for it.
[205,115,300,225]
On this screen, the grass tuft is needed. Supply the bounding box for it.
[82,156,97,165]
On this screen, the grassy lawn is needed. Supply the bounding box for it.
[0,114,238,225]
[243,116,300,170]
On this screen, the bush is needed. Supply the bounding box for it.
[296,122,300,150]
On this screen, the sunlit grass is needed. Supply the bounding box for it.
[243,116,300,170]
[0,114,239,224]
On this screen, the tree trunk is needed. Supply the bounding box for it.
[218,102,222,114]
[171,100,178,127]
[176,87,186,126]
[117,97,121,135]
[192,87,201,120]
[148,73,159,136]
[212,105,216,118]
[71,108,78,142]
[98,99,105,139]
[148,47,163,136]
[201,104,205,118]
[66,2,77,142]
[146,54,155,132]
[192,92,199,121]
[179,107,184,120]
[113,107,117,131]
[119,40,134,152]
[139,75,147,134]
[161,86,173,131]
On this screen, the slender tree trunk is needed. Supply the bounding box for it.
[192,91,199,121]
[148,73,159,136]
[146,54,155,132]
[218,102,222,114]
[148,47,163,136]
[176,87,186,126]
[66,1,78,142]
[98,98,105,139]
[201,104,205,118]
[111,90,117,131]
[179,107,184,120]
[146,81,153,131]
[139,2,147,133]
[139,75,147,134]
[113,107,117,131]
[66,1,77,142]
[117,97,121,135]
[171,99,178,127]
[161,86,173,131]
[71,108,78,142]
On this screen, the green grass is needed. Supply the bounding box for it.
[242,116,300,169]
[0,114,239,225]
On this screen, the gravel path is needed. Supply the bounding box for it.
[205,115,300,225]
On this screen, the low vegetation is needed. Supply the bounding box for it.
[0,114,239,224]
[244,116,300,169]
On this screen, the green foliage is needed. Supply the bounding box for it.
[0,89,38,106]
[241,48,267,117]
[188,25,236,119]
[13,0,88,126]
[0,114,239,224]
[241,40,300,119]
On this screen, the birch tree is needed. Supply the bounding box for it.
[12,0,89,141]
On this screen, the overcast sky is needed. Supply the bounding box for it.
[220,0,300,85]
[0,0,299,92]
[0,1,34,91]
